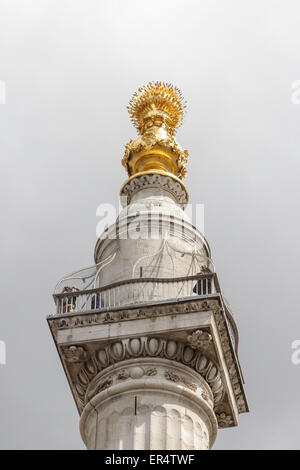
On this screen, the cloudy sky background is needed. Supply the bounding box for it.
[0,0,300,449]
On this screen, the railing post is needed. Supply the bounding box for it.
[54,274,218,315]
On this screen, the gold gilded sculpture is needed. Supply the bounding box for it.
[122,82,189,179]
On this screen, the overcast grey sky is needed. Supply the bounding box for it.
[0,0,300,449]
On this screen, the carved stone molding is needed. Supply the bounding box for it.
[209,300,248,414]
[69,336,223,409]
[51,299,213,331]
[120,173,188,206]
[164,370,198,392]
[84,359,213,408]
[90,365,158,399]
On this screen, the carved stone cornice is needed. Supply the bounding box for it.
[211,302,248,414]
[50,298,213,331]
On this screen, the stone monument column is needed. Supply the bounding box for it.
[49,82,248,450]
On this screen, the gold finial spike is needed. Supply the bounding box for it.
[122,82,189,180]
[127,81,187,136]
